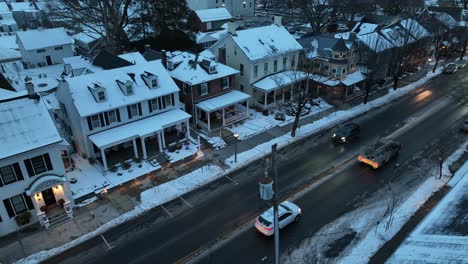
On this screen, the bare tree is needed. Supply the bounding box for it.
[48,0,132,55]
[288,0,333,34]
[272,53,320,137]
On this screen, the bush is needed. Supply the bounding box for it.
[15,211,31,226]
[58,199,65,207]
[135,157,142,163]
[123,161,131,170]
[88,157,95,164]
[110,164,118,172]
[40,205,47,212]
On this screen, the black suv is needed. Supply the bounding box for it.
[333,123,360,143]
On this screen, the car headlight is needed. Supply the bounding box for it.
[341,137,346,141]
[332,133,336,137]
[298,208,302,214]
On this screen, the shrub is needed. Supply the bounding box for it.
[135,157,142,163]
[110,164,118,172]
[123,161,131,170]
[88,157,95,164]
[58,199,65,207]
[15,211,31,226]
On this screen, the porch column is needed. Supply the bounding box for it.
[345,86,348,97]
[264,92,267,109]
[185,120,190,139]
[222,108,226,126]
[273,90,277,105]
[161,130,166,149]
[100,148,108,171]
[132,138,139,159]
[157,132,163,152]
[141,137,148,159]
[290,85,294,100]
[207,112,211,131]
[282,88,285,103]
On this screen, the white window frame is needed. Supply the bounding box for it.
[150,98,159,111]
[222,77,229,88]
[91,114,101,129]
[0,165,17,185]
[11,195,27,215]
[31,155,46,175]
[164,95,172,106]
[129,104,139,117]
[200,83,208,95]
[97,91,106,101]
[108,110,117,124]
[263,62,268,74]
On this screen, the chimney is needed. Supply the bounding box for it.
[273,16,282,27]
[227,22,237,36]
[25,81,34,96]
[161,49,167,69]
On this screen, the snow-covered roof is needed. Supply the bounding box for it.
[0,48,21,62]
[0,35,18,50]
[63,56,103,75]
[434,12,457,28]
[252,70,309,92]
[73,31,102,44]
[168,51,239,85]
[118,52,147,65]
[0,89,20,100]
[0,2,9,13]
[16,27,73,50]
[341,71,366,86]
[357,31,394,52]
[353,23,379,36]
[400,19,432,40]
[89,108,191,149]
[195,8,232,23]
[380,27,416,47]
[229,24,303,61]
[196,90,251,112]
[10,2,41,12]
[0,96,62,159]
[66,60,179,117]
[196,29,227,44]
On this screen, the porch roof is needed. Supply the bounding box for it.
[252,71,309,92]
[89,109,191,149]
[196,90,250,112]
[341,71,366,86]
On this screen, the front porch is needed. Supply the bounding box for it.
[195,90,251,132]
[89,109,191,171]
[252,70,309,110]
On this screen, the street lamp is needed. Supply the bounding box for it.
[233,133,239,163]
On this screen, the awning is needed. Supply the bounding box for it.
[252,71,309,92]
[89,109,191,149]
[196,90,250,112]
[341,71,366,86]
[25,174,67,195]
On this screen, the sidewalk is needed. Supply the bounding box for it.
[0,67,445,264]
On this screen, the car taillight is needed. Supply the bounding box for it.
[265,226,273,231]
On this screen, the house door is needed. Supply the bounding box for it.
[41,188,57,206]
[46,56,52,65]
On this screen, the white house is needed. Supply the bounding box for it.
[10,1,46,30]
[16,27,74,68]
[0,2,18,33]
[187,0,254,17]
[210,17,305,110]
[0,92,75,237]
[56,60,191,171]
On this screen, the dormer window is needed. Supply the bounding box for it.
[141,71,158,89]
[116,80,134,96]
[209,66,216,73]
[88,83,107,102]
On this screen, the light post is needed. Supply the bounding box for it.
[258,144,279,264]
[233,133,239,163]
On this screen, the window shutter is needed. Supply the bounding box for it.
[23,193,34,210]
[24,159,34,177]
[138,103,142,116]
[104,112,110,125]
[13,163,23,181]
[127,105,132,119]
[162,97,166,109]
[87,116,93,131]
[99,113,105,127]
[3,199,15,218]
[197,86,201,96]
[158,98,162,109]
[0,177,3,187]
[171,94,175,106]
[148,100,153,113]
[116,109,121,122]
[43,153,53,171]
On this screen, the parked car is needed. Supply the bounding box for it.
[443,63,458,74]
[254,201,301,236]
[454,59,466,69]
[332,123,361,143]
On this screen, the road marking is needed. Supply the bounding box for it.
[100,234,114,250]
[179,196,193,208]
[224,175,238,185]
[160,205,174,218]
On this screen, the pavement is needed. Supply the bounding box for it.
[0,65,448,264]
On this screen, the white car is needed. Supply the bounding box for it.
[254,201,301,236]
[454,59,466,69]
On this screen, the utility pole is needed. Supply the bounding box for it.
[272,144,279,264]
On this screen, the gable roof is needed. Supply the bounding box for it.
[118,52,147,65]
[300,35,353,60]
[195,8,232,23]
[227,24,303,61]
[332,38,349,52]
[65,60,180,117]
[0,96,62,159]
[167,51,238,85]
[92,50,133,70]
[16,27,73,50]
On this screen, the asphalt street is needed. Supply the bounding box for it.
[48,69,468,264]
